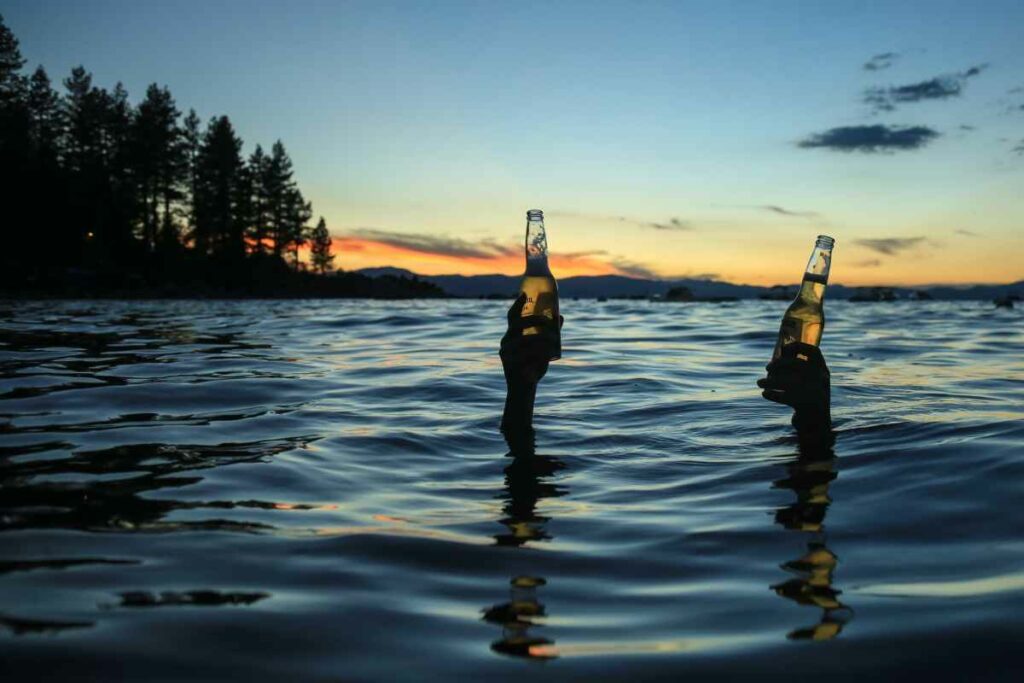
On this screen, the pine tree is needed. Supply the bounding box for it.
[0,14,30,272]
[246,144,270,255]
[0,14,25,106]
[309,216,334,274]
[193,115,244,257]
[282,186,312,268]
[131,84,185,251]
[181,109,201,245]
[265,139,296,258]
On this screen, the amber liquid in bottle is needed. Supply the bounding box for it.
[772,236,834,361]
[518,209,560,360]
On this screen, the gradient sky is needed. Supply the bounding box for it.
[6,0,1024,285]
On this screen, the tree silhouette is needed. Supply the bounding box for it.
[0,17,439,299]
[131,84,185,252]
[246,144,270,255]
[310,216,334,274]
[193,115,244,258]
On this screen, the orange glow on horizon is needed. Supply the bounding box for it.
[294,235,1024,287]
[300,237,631,278]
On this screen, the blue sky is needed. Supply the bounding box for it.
[5,0,1023,283]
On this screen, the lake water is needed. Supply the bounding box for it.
[2,299,1022,681]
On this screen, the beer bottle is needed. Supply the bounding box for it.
[518,209,561,360]
[772,235,835,361]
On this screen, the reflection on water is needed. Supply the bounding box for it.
[771,429,853,640]
[485,444,566,659]
[1,300,1022,679]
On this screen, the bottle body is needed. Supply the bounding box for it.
[772,236,834,361]
[518,210,561,360]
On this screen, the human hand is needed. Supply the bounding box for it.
[758,343,831,427]
[500,293,563,390]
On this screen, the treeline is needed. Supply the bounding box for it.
[0,15,416,297]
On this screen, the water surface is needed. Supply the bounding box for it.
[2,299,1022,680]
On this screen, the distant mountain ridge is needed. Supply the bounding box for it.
[355,267,1023,301]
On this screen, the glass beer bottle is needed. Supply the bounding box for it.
[518,209,561,360]
[772,235,835,361]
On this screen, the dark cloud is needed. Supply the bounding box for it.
[852,259,883,268]
[645,217,692,231]
[351,229,518,259]
[609,258,660,279]
[759,204,818,218]
[798,125,939,153]
[865,64,989,112]
[548,210,694,231]
[959,124,976,131]
[954,229,980,237]
[853,237,927,255]
[664,271,720,281]
[863,52,899,71]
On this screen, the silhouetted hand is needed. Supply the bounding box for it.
[500,293,563,438]
[500,293,562,389]
[758,342,831,430]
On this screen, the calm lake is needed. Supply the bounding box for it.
[2,299,1022,680]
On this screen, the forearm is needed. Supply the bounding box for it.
[501,381,538,435]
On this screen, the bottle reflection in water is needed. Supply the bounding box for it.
[518,209,560,360]
[772,235,835,361]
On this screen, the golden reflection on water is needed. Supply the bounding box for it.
[771,429,853,640]
[483,451,565,658]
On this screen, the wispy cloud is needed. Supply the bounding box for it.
[864,64,988,112]
[342,228,659,278]
[349,228,517,259]
[646,217,692,231]
[1014,139,1024,155]
[798,125,939,153]
[853,237,927,255]
[852,259,883,268]
[954,229,981,237]
[609,258,660,279]
[549,210,694,231]
[758,204,818,218]
[863,52,899,71]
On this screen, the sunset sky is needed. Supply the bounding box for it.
[6,0,1024,285]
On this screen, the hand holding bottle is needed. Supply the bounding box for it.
[758,342,831,429]
[501,293,562,389]
[500,293,563,438]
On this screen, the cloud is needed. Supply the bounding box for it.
[954,229,980,237]
[798,125,939,152]
[853,237,927,255]
[348,229,517,259]
[608,258,660,279]
[645,217,692,231]
[1014,139,1024,155]
[864,52,899,71]
[864,64,989,112]
[758,204,818,218]
[548,210,694,231]
[852,259,883,268]
[959,124,976,131]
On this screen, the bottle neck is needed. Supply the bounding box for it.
[525,214,550,274]
[803,237,833,284]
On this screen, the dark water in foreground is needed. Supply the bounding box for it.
[1,299,1022,681]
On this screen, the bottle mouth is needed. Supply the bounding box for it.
[816,235,835,248]
[527,209,544,221]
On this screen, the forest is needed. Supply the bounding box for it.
[0,15,439,298]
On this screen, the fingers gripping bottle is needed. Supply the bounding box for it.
[772,235,835,361]
[518,209,561,360]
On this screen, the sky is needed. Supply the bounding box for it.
[5,0,1024,285]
